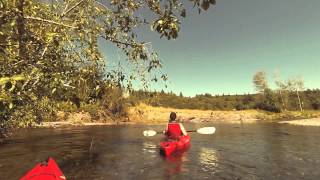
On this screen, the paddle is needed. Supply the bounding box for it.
[143,127,216,137]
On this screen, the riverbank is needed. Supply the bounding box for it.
[128,104,320,124]
[128,104,259,124]
[38,104,320,127]
[35,121,135,128]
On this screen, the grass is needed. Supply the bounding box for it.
[128,103,320,124]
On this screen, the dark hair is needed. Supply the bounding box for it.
[169,112,177,122]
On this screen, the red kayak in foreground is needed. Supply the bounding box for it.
[20,157,66,180]
[160,135,191,156]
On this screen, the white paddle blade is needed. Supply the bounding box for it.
[143,130,157,137]
[197,127,216,134]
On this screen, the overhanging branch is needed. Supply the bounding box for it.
[24,16,77,29]
[61,0,86,18]
[101,35,137,47]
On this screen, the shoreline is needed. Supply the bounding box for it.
[35,119,168,128]
[37,117,320,128]
[127,104,320,125]
[35,104,320,128]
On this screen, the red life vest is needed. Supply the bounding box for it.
[166,123,182,138]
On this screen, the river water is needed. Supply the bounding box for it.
[0,123,320,180]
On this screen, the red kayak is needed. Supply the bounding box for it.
[160,135,191,156]
[20,157,66,180]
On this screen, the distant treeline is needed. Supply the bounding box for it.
[128,89,320,112]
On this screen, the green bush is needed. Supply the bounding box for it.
[56,101,78,113]
[79,103,101,120]
[8,97,57,126]
[255,89,281,113]
[101,88,128,118]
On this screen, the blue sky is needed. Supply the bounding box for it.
[101,0,320,97]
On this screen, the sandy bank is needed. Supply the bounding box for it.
[37,104,320,128]
[128,104,260,124]
[279,118,320,126]
[128,104,320,125]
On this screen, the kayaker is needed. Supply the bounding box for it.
[165,112,187,139]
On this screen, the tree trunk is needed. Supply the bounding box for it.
[16,0,26,67]
[296,90,303,111]
[279,90,286,111]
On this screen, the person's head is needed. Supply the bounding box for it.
[169,112,177,122]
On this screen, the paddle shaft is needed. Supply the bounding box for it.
[187,130,196,133]
[153,130,196,134]
[158,130,200,133]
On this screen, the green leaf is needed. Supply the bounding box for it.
[0,77,10,85]
[52,88,57,94]
[201,0,210,11]
[12,75,25,81]
[9,81,16,92]
[209,0,216,5]
[10,21,15,27]
[181,9,186,17]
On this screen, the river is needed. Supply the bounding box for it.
[0,123,320,179]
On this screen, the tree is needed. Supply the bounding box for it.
[0,0,216,137]
[253,71,281,112]
[255,88,281,113]
[274,72,288,111]
[253,71,268,94]
[286,77,304,111]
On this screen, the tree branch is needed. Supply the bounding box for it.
[17,0,26,59]
[0,42,39,47]
[94,1,110,10]
[101,35,137,47]
[61,0,86,18]
[24,16,77,29]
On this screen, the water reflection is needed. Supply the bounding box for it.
[142,142,157,154]
[163,147,189,178]
[199,147,218,174]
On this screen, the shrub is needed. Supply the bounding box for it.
[103,91,128,117]
[255,89,281,113]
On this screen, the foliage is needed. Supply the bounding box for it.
[0,0,215,137]
[257,71,306,112]
[285,77,304,111]
[253,71,268,94]
[128,89,320,112]
[100,87,128,118]
[255,89,281,113]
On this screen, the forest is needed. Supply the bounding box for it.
[128,88,320,112]
[129,71,320,112]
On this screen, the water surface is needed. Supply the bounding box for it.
[0,123,320,179]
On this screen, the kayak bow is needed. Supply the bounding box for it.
[20,157,66,180]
